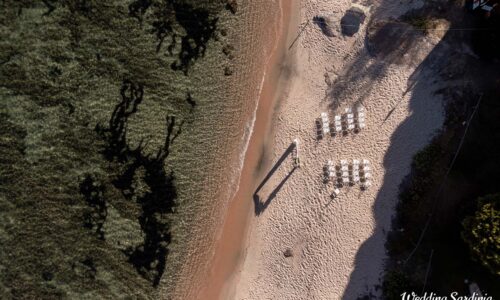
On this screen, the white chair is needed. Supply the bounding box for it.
[357,106,365,113]
[356,111,366,128]
[327,160,333,169]
[353,175,360,183]
[348,117,354,131]
[364,172,372,179]
[321,113,330,135]
[353,159,360,165]
[334,116,342,131]
[362,181,372,189]
[345,107,353,114]
[332,188,340,197]
[321,113,329,124]
[342,177,349,184]
[327,161,335,178]
[362,159,370,171]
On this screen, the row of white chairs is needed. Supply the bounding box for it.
[325,159,372,191]
[320,106,366,136]
[321,112,330,135]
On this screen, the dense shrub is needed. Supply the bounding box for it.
[462,193,500,276]
[383,270,417,300]
[412,143,442,174]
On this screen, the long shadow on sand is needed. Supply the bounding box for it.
[338,2,475,298]
[253,142,296,216]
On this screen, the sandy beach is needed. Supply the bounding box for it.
[169,1,292,299]
[216,0,448,299]
[194,1,300,299]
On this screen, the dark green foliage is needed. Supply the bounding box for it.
[412,143,442,174]
[401,10,435,35]
[395,142,442,239]
[462,194,500,276]
[383,270,416,300]
[385,90,500,297]
[471,8,500,60]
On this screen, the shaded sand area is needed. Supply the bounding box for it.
[227,0,451,299]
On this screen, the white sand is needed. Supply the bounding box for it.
[230,0,447,299]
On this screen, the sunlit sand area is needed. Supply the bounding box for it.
[227,0,447,298]
[218,0,500,299]
[1,0,500,299]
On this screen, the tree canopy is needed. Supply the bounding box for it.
[462,193,500,276]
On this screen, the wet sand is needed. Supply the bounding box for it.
[195,1,300,299]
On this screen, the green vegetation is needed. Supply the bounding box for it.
[0,0,237,298]
[412,143,442,174]
[404,15,435,34]
[383,3,500,297]
[383,89,500,298]
[402,11,435,34]
[382,270,417,300]
[390,142,442,245]
[462,194,500,276]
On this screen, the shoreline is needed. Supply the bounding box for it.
[195,1,300,299]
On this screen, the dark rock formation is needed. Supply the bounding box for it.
[341,7,366,36]
[313,15,339,37]
[226,0,238,14]
[224,66,233,76]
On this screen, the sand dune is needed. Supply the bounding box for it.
[231,0,446,298]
